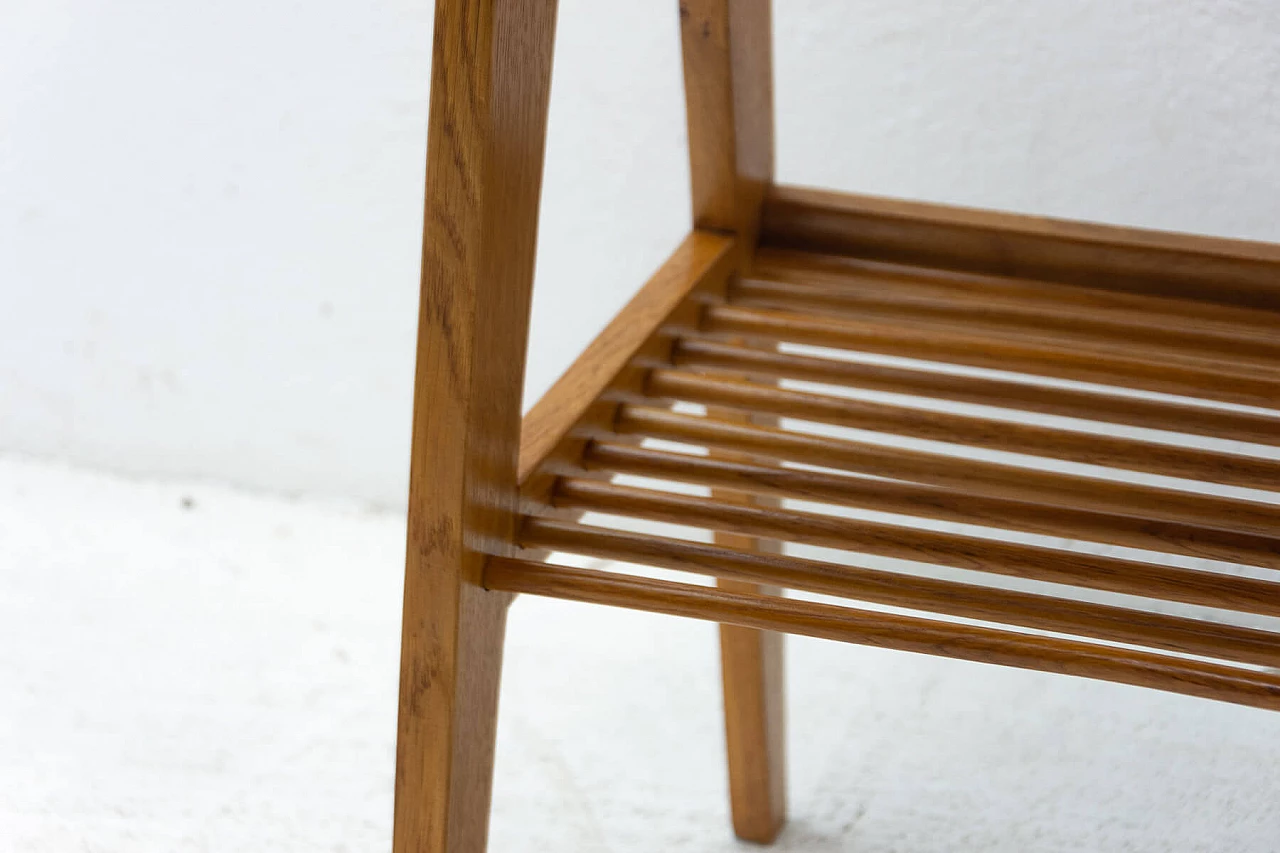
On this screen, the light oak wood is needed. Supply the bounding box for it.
[680,0,774,243]
[643,369,1280,489]
[669,338,1280,447]
[516,230,734,508]
[485,558,1280,712]
[680,0,785,841]
[581,442,1280,568]
[551,477,1280,618]
[761,184,1280,311]
[716,575,786,845]
[394,2,557,852]
[692,303,1280,408]
[610,406,1280,539]
[751,247,1280,344]
[703,414,787,848]
[730,276,1280,376]
[517,517,1280,668]
[403,4,1280,844]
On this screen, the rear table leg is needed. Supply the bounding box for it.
[712,410,787,844]
[679,0,783,840]
[718,570,787,843]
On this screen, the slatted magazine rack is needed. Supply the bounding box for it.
[391,2,1280,850]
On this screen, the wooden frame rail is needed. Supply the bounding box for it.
[485,558,1280,712]
[761,185,1280,311]
[517,231,735,501]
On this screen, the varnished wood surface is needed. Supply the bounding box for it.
[680,0,774,248]
[761,184,1280,311]
[642,369,1280,489]
[705,415,788,846]
[610,406,1280,538]
[752,247,1280,341]
[746,251,1280,363]
[669,338,1280,447]
[729,277,1280,375]
[716,576,786,845]
[551,477,1280,617]
[693,303,1280,408]
[394,2,557,853]
[517,230,734,486]
[680,1,785,841]
[485,558,1280,712]
[581,442,1280,568]
[407,2,1280,846]
[517,517,1280,668]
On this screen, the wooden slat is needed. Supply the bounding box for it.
[517,230,735,485]
[668,338,1280,447]
[752,247,1280,342]
[517,518,1280,668]
[731,277,1280,374]
[760,184,1280,312]
[484,559,1280,712]
[610,407,1280,538]
[693,304,1280,409]
[552,478,1280,618]
[643,369,1280,490]
[581,442,1280,569]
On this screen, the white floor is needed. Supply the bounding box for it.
[3,453,1279,853]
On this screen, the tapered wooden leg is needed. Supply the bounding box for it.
[712,404,787,844]
[392,0,558,849]
[679,0,785,828]
[394,573,511,853]
[718,572,787,843]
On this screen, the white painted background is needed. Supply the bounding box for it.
[4,0,1278,507]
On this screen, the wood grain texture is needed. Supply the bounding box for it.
[643,369,1280,489]
[716,575,786,845]
[730,276,1280,375]
[581,442,1280,569]
[679,0,774,242]
[692,303,1280,408]
[485,558,1280,712]
[404,3,1280,843]
[394,2,557,852]
[704,412,787,847]
[611,406,1280,538]
[752,247,1280,340]
[551,478,1280,617]
[516,230,734,487]
[517,517,1280,668]
[679,0,783,840]
[670,338,1280,447]
[761,184,1280,311]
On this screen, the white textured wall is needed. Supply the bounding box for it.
[3,0,1278,506]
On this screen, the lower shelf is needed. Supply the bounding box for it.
[503,186,1280,710]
